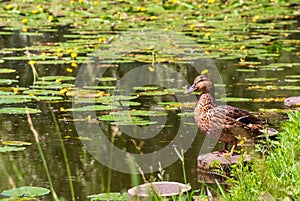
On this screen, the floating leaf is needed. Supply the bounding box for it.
[99,114,157,126]
[108,101,141,107]
[96,77,117,82]
[133,86,159,91]
[23,89,60,96]
[137,90,170,96]
[67,105,118,112]
[0,95,33,104]
[33,96,64,101]
[88,192,123,201]
[20,32,43,36]
[99,114,144,121]
[279,86,300,90]
[83,86,116,90]
[111,109,167,117]
[253,97,284,103]
[1,186,50,197]
[285,75,300,79]
[111,119,157,126]
[39,76,76,81]
[0,107,41,114]
[0,68,16,73]
[0,79,18,85]
[2,141,32,146]
[0,31,13,35]
[0,146,26,152]
[244,77,278,82]
[220,97,252,102]
[235,69,257,72]
[97,95,138,103]
[158,102,182,107]
[247,85,279,91]
[284,79,299,83]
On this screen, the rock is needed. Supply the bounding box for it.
[128,182,191,201]
[284,96,300,108]
[197,152,251,173]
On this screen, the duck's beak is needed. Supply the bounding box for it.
[184,83,195,94]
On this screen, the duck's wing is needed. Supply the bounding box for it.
[218,105,265,125]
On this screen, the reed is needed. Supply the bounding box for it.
[26,107,59,201]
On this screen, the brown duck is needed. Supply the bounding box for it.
[184,75,277,156]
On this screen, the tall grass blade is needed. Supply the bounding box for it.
[26,107,59,201]
[49,104,75,201]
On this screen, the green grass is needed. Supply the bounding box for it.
[222,111,300,201]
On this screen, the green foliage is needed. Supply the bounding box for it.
[224,111,300,200]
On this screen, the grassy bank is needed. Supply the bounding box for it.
[222,111,300,200]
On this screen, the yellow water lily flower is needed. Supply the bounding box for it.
[22,18,29,24]
[28,60,36,65]
[71,52,78,59]
[71,62,78,67]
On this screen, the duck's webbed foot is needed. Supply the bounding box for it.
[222,140,238,157]
[212,143,228,155]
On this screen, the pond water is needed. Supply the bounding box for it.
[0,1,299,200]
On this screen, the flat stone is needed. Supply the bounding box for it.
[128,182,191,201]
[284,96,300,107]
[197,152,251,173]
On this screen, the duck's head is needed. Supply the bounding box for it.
[184,75,214,94]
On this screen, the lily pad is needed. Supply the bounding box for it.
[285,75,300,79]
[0,96,33,104]
[279,86,300,90]
[284,79,299,83]
[111,119,157,126]
[220,97,252,102]
[137,90,170,96]
[96,77,117,82]
[99,114,157,126]
[2,141,32,146]
[67,105,118,112]
[88,192,124,201]
[244,77,278,82]
[133,86,159,91]
[39,76,76,81]
[99,114,144,121]
[97,95,138,103]
[0,68,16,73]
[0,146,26,152]
[235,68,257,72]
[23,89,60,96]
[111,109,167,117]
[0,107,41,114]
[83,86,116,90]
[0,79,18,85]
[1,186,50,197]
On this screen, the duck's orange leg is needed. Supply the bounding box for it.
[214,143,228,155]
[227,140,238,156]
